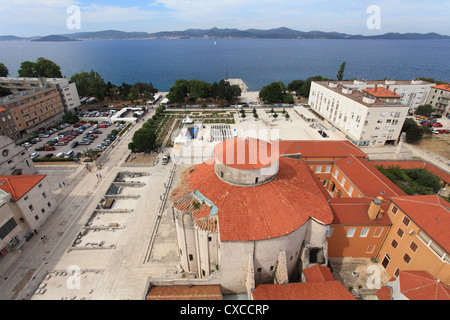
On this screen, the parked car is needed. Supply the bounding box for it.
[44,146,56,151]
[70,141,78,148]
[35,146,45,151]
[56,152,65,158]
[22,142,32,148]
[43,153,54,158]
[30,152,39,159]
[74,152,82,158]
[64,150,74,158]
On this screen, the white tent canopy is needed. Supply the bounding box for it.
[182,116,194,124]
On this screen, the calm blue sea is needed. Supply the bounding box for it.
[0,39,449,92]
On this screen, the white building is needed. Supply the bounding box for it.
[342,79,435,113]
[0,77,81,113]
[308,81,409,147]
[0,174,56,236]
[0,135,36,176]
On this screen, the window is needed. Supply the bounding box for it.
[257,268,262,274]
[315,165,322,173]
[47,202,51,207]
[348,186,354,196]
[28,204,34,211]
[410,241,418,253]
[347,228,356,237]
[24,195,29,201]
[325,165,332,173]
[397,228,404,238]
[391,239,398,249]
[403,253,411,264]
[34,215,39,220]
[394,268,400,277]
[189,254,193,261]
[392,206,398,215]
[341,177,346,186]
[42,192,47,198]
[41,208,45,214]
[373,227,383,238]
[402,216,410,227]
[334,169,339,178]
[366,245,375,254]
[326,228,334,237]
[360,228,369,238]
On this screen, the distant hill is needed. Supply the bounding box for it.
[2,28,450,41]
[31,35,79,42]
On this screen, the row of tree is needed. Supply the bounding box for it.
[128,105,166,152]
[167,79,242,105]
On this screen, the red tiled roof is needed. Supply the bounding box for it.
[376,286,392,300]
[363,86,401,98]
[0,175,46,201]
[432,83,450,92]
[397,270,450,300]
[173,196,218,232]
[0,106,7,112]
[390,195,450,252]
[170,157,333,242]
[303,264,335,282]
[369,160,450,184]
[251,281,356,300]
[330,197,391,225]
[335,155,407,198]
[277,140,367,159]
[146,285,222,300]
[214,137,279,169]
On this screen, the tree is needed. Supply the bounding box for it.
[167,79,189,105]
[300,75,333,97]
[287,80,305,94]
[414,104,434,116]
[131,128,157,152]
[401,118,424,143]
[336,61,346,81]
[62,112,79,124]
[0,63,9,77]
[70,70,107,101]
[18,57,62,78]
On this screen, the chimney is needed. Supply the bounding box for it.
[368,198,382,220]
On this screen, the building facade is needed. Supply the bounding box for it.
[0,135,36,176]
[0,77,81,113]
[343,79,435,113]
[425,83,450,116]
[308,81,409,147]
[0,87,65,136]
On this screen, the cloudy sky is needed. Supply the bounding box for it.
[0,0,448,37]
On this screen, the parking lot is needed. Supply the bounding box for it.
[23,120,127,161]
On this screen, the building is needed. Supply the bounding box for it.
[0,135,36,176]
[0,174,56,236]
[343,79,435,112]
[308,81,409,147]
[170,137,334,294]
[376,270,450,300]
[425,83,450,116]
[0,189,23,260]
[0,77,81,113]
[377,195,450,284]
[0,107,19,141]
[0,87,65,136]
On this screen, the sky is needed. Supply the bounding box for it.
[0,0,449,37]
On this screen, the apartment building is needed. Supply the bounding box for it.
[425,83,450,116]
[343,79,435,113]
[0,77,81,113]
[0,135,36,176]
[377,195,450,285]
[0,87,65,135]
[308,81,409,147]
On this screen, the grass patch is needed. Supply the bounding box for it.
[376,165,443,195]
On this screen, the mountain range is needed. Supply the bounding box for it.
[1,27,450,41]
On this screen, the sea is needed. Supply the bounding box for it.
[0,39,449,92]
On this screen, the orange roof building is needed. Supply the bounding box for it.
[170,137,334,294]
[363,86,401,99]
[426,82,450,116]
[377,270,450,300]
[0,175,46,201]
[250,281,356,300]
